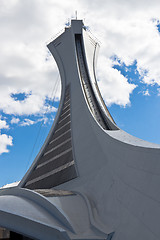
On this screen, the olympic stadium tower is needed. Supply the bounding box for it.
[0,20,160,240]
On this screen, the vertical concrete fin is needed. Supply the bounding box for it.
[19,19,116,190]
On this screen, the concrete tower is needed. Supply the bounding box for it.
[0,20,160,240]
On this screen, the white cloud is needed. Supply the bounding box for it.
[11,117,20,124]
[0,133,13,155]
[0,118,9,129]
[0,117,12,155]
[0,0,62,116]
[142,89,150,96]
[39,116,48,125]
[20,118,35,127]
[19,116,50,126]
[97,57,136,106]
[0,90,58,116]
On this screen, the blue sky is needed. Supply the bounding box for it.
[0,0,160,187]
[110,59,160,143]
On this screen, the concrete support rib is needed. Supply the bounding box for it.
[0,19,160,240]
